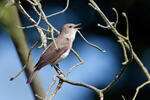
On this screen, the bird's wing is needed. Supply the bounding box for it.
[34,39,70,70]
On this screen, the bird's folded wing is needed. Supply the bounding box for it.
[34,43,69,70]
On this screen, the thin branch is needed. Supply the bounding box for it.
[89,0,126,40]
[112,8,118,28]
[48,79,63,100]
[37,3,59,34]
[67,48,84,76]
[56,75,101,94]
[50,27,58,50]
[132,51,150,80]
[78,30,106,53]
[16,13,41,29]
[10,40,40,81]
[89,0,150,99]
[47,65,64,100]
[122,12,129,39]
[44,75,57,100]
[32,5,41,16]
[118,40,129,65]
[36,3,59,49]
[132,81,150,100]
[26,0,38,6]
[122,95,126,100]
[15,0,47,48]
[47,0,70,18]
[102,64,127,93]
[97,24,109,29]
[35,94,45,100]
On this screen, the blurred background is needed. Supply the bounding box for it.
[0,0,150,100]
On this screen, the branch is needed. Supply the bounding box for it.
[56,75,102,95]
[89,0,150,99]
[132,81,150,100]
[47,0,70,18]
[78,31,106,53]
[10,40,40,81]
[15,0,47,48]
[102,64,127,93]
[7,5,45,99]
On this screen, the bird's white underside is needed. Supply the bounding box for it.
[52,48,70,65]
[63,30,77,42]
[52,31,77,65]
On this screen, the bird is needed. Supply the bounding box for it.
[27,23,80,84]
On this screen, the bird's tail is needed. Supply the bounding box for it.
[26,69,38,84]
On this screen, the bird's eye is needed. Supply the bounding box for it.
[69,26,73,28]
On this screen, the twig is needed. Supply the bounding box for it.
[36,3,59,49]
[32,5,41,16]
[56,75,101,94]
[118,40,129,65]
[132,81,150,100]
[35,94,44,100]
[122,95,126,100]
[26,0,38,6]
[112,8,118,28]
[89,0,126,40]
[48,79,63,100]
[47,0,70,18]
[67,48,84,76]
[50,28,58,50]
[89,0,150,99]
[16,13,41,29]
[10,40,40,81]
[102,64,127,93]
[44,75,57,100]
[122,12,129,39]
[132,51,150,80]
[15,0,47,48]
[77,30,106,53]
[46,65,64,100]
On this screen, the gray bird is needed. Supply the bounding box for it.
[27,23,80,84]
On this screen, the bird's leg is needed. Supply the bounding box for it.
[53,64,65,76]
[10,40,40,81]
[67,48,84,77]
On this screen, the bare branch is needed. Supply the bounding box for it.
[132,81,150,100]
[26,0,38,6]
[15,0,47,48]
[45,75,57,100]
[102,64,127,93]
[78,31,106,53]
[89,0,150,98]
[56,75,101,94]
[48,79,63,100]
[67,48,84,76]
[122,12,129,39]
[89,0,126,40]
[132,52,150,80]
[112,8,118,28]
[16,13,41,29]
[122,95,126,100]
[47,0,70,18]
[10,40,40,81]
[118,40,129,65]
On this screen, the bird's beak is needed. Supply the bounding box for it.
[74,23,82,30]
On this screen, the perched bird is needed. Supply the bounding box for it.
[27,23,80,84]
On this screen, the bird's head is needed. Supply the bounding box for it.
[60,23,81,41]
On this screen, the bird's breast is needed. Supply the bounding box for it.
[52,48,70,65]
[60,48,70,59]
[63,32,76,42]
